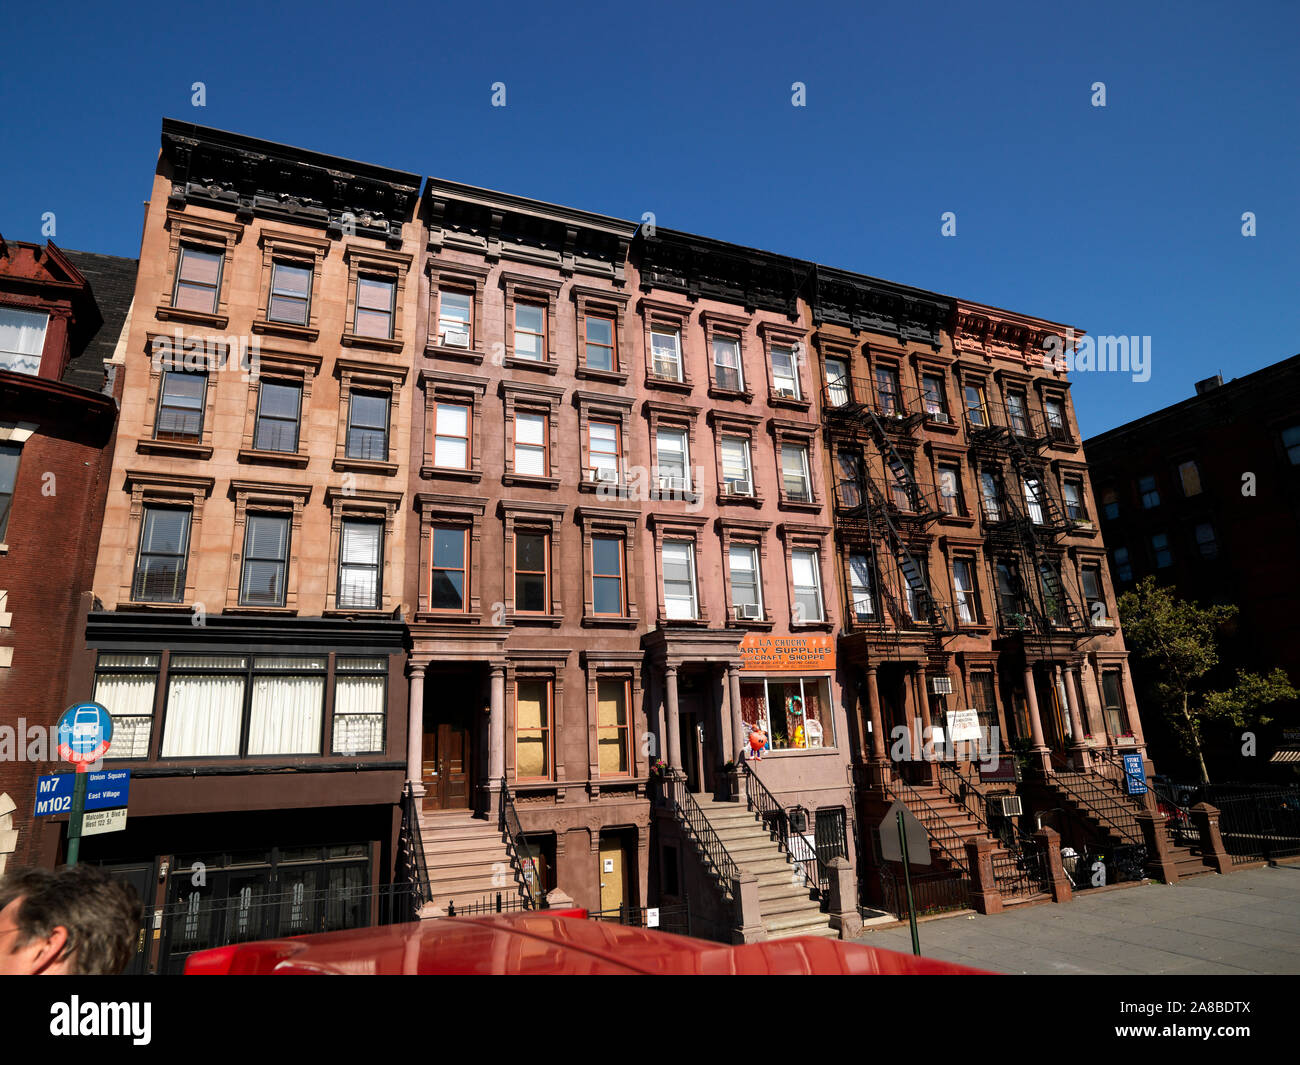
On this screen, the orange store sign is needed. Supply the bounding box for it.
[739,633,835,672]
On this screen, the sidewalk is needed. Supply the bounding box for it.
[856,865,1300,974]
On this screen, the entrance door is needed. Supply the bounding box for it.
[103,863,153,975]
[423,721,472,810]
[599,835,629,912]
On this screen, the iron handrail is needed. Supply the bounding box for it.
[740,760,822,894]
[500,776,546,908]
[661,770,740,901]
[1049,770,1143,845]
[884,777,972,879]
[399,782,432,918]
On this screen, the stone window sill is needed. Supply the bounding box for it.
[137,439,213,460]
[341,331,403,354]
[333,457,398,476]
[156,305,228,330]
[420,466,482,482]
[425,343,485,365]
[253,319,320,343]
[504,356,558,374]
[576,367,629,386]
[238,448,310,469]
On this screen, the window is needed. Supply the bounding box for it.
[1284,425,1300,465]
[1081,564,1106,621]
[791,548,824,623]
[332,657,387,755]
[597,678,630,776]
[240,514,290,607]
[433,402,470,469]
[781,444,812,503]
[771,344,800,398]
[1044,398,1068,441]
[338,520,382,610]
[253,380,302,453]
[1023,477,1045,525]
[1138,475,1160,509]
[268,260,312,326]
[94,654,159,759]
[1102,670,1128,737]
[437,289,473,348]
[1101,488,1119,521]
[592,536,626,616]
[354,276,396,339]
[132,505,191,603]
[1063,477,1086,520]
[729,544,763,619]
[713,335,743,391]
[953,558,979,623]
[937,464,963,516]
[515,531,550,613]
[345,391,389,461]
[849,554,875,620]
[155,371,206,442]
[516,679,552,780]
[835,452,863,510]
[921,374,948,422]
[1113,546,1133,582]
[1151,532,1173,568]
[874,365,900,414]
[514,412,548,476]
[1195,522,1218,560]
[588,420,620,482]
[0,444,20,542]
[161,655,326,758]
[1038,562,1068,625]
[979,469,1002,522]
[720,435,753,493]
[1006,391,1030,436]
[1178,460,1203,497]
[889,455,915,511]
[585,314,616,371]
[513,302,546,361]
[964,382,988,428]
[905,557,931,621]
[172,245,223,314]
[996,560,1024,616]
[970,672,997,735]
[740,677,834,750]
[430,526,468,611]
[0,306,49,375]
[651,327,683,381]
[656,427,689,491]
[662,541,698,620]
[825,358,849,407]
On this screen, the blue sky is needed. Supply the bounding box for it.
[2,0,1295,436]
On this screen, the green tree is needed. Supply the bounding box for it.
[1117,576,1297,783]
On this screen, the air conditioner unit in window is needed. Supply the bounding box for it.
[726,479,754,497]
[587,468,618,484]
[658,475,685,493]
[928,411,950,424]
[653,360,680,380]
[776,387,797,399]
[441,330,470,348]
[736,603,762,620]
[930,676,953,695]
[990,795,1023,818]
[1091,617,1115,629]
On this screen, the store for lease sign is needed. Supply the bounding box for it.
[739,633,835,671]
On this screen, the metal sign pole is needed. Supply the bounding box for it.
[66,767,88,867]
[897,810,920,956]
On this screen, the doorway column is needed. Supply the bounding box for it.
[914,668,938,784]
[489,665,506,812]
[664,665,682,770]
[728,664,745,763]
[406,663,426,793]
[1063,664,1090,769]
[1023,663,1051,773]
[864,665,889,787]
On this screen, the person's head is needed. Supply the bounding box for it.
[0,865,139,975]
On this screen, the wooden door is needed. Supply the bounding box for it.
[599,836,628,912]
[422,721,472,810]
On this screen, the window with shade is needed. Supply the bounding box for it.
[172,245,223,315]
[345,390,389,461]
[1102,670,1128,737]
[596,678,630,776]
[655,427,689,491]
[0,444,21,543]
[239,514,290,607]
[253,380,302,453]
[514,531,550,614]
[921,374,948,422]
[835,452,863,511]
[132,505,191,603]
[437,289,472,348]
[430,525,467,611]
[662,541,698,620]
[433,402,470,469]
[1022,477,1045,524]
[963,382,988,428]
[904,557,931,622]
[513,302,546,361]
[979,469,1002,522]
[713,335,743,391]
[268,260,312,326]
[95,654,160,759]
[1178,460,1203,497]
[1044,398,1068,441]
[332,657,387,755]
[515,679,552,780]
[771,345,800,398]
[849,554,875,620]
[952,558,979,623]
[0,306,48,375]
[1081,564,1106,621]
[1063,477,1086,520]
[874,365,901,415]
[591,536,626,616]
[1006,391,1030,436]
[337,519,382,610]
[155,371,206,442]
[739,676,834,751]
[824,357,849,407]
[588,421,620,483]
[514,412,548,476]
[781,444,812,502]
[585,314,615,371]
[937,464,963,516]
[354,276,396,339]
[791,548,824,623]
[728,543,762,619]
[720,435,752,493]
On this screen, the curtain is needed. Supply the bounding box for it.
[94,673,157,758]
[162,674,244,757]
[247,667,324,755]
[333,674,385,754]
[0,307,48,374]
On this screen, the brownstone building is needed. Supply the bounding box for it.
[0,238,134,876]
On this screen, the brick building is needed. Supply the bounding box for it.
[0,238,134,876]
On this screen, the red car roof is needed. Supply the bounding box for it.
[184,911,989,975]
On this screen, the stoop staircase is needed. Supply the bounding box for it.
[694,797,840,940]
[418,808,527,913]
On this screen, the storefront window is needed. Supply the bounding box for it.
[738,677,834,751]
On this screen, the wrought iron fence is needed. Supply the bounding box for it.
[1213,789,1300,864]
[742,761,822,895]
[445,891,531,917]
[878,865,970,918]
[588,901,694,937]
[991,840,1050,900]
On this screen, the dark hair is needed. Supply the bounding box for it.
[0,866,140,974]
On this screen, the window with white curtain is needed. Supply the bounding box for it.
[161,656,247,757]
[0,306,49,375]
[332,658,387,754]
[662,541,698,620]
[95,654,159,759]
[338,519,382,609]
[514,412,547,476]
[246,657,325,756]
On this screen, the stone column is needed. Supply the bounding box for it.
[1190,803,1231,873]
[1063,665,1090,769]
[1137,809,1180,883]
[1023,663,1051,773]
[864,665,887,759]
[716,666,733,767]
[664,665,682,770]
[406,663,426,793]
[728,664,745,761]
[1033,826,1073,903]
[913,668,938,784]
[825,857,863,938]
[964,836,1004,914]
[488,665,505,814]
